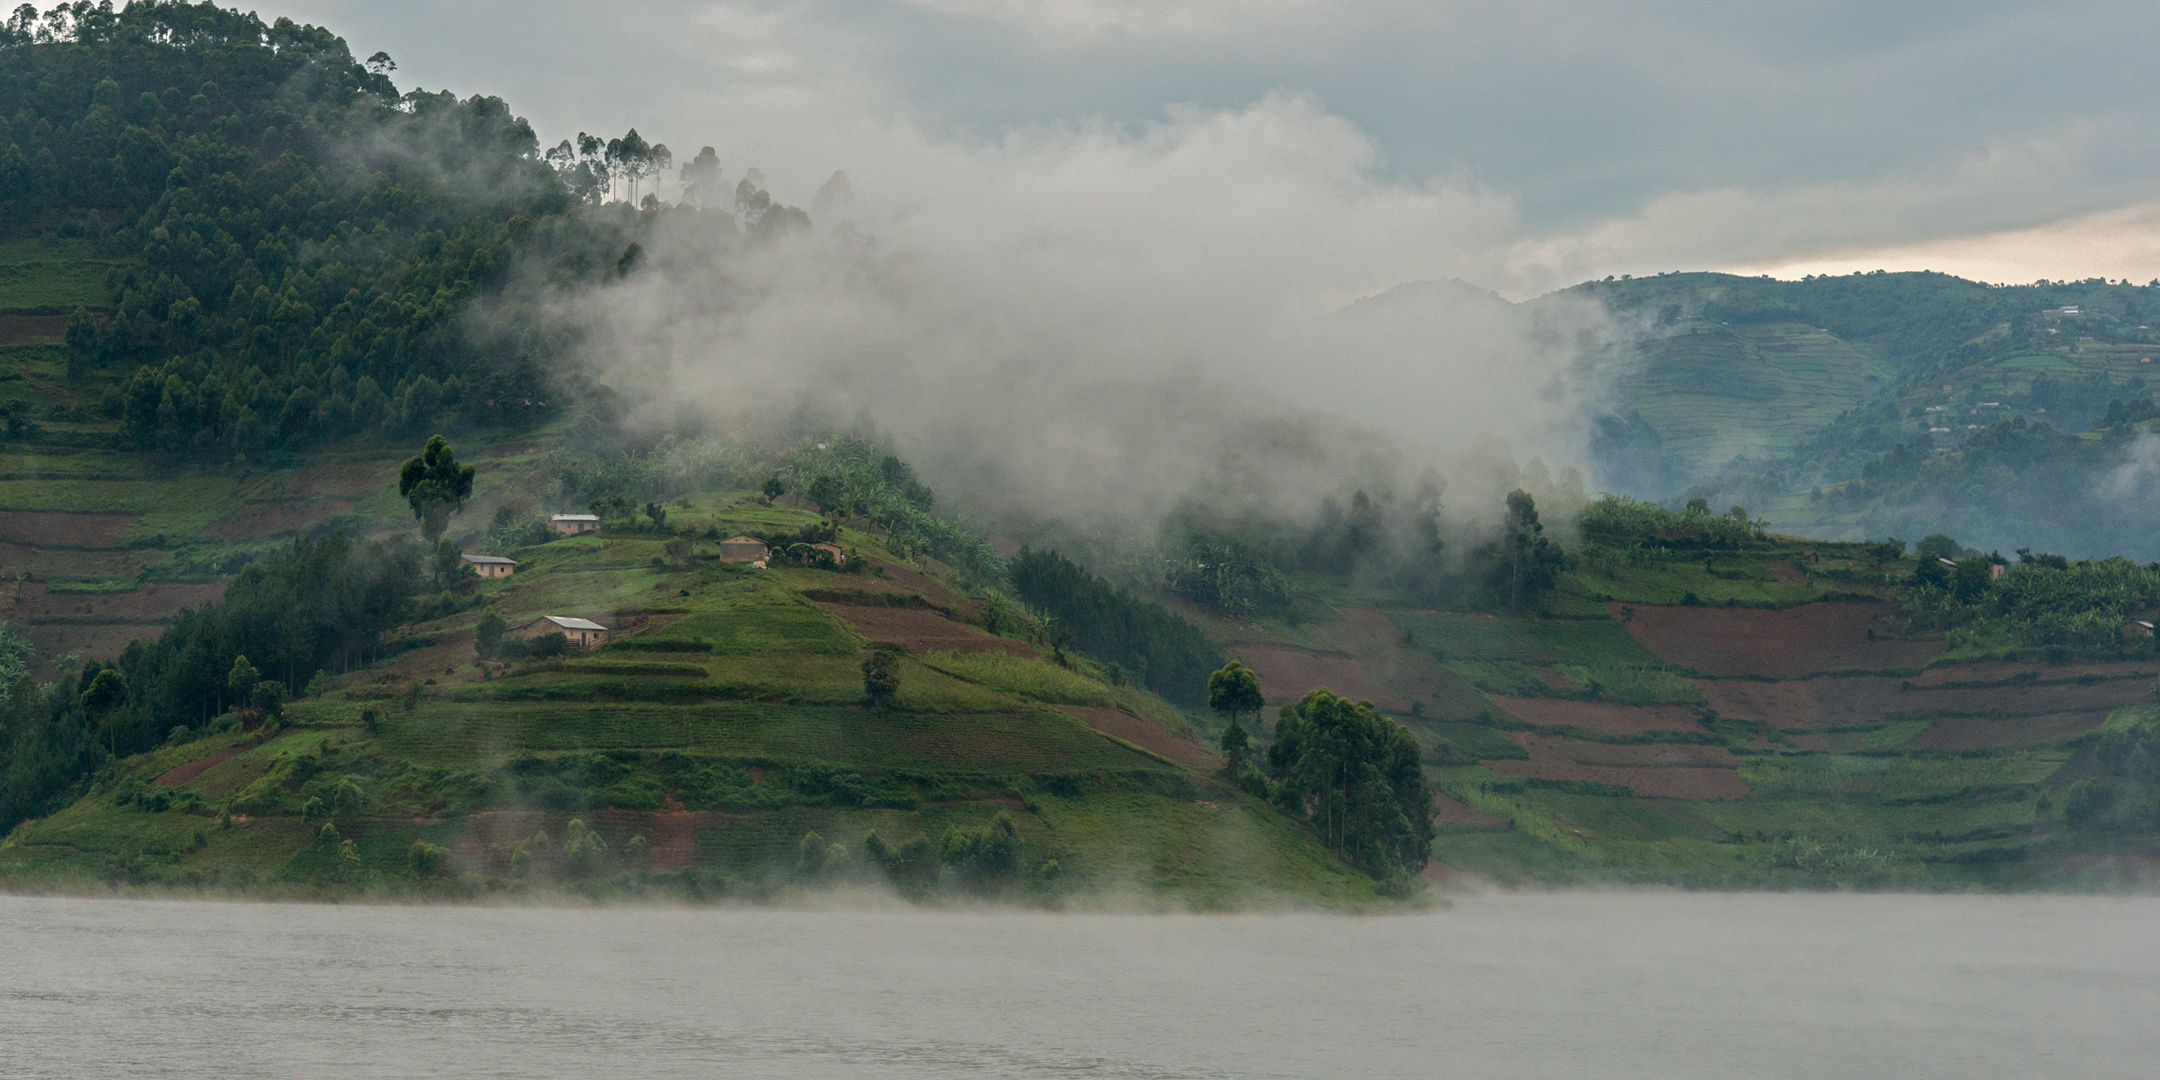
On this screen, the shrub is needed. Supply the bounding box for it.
[409,841,448,876]
[473,610,505,660]
[862,644,903,707]
[939,813,1022,893]
[561,818,608,877]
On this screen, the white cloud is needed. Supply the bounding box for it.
[573,93,1617,527]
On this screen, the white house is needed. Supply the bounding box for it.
[549,513,599,536]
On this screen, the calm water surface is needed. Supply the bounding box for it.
[1,892,2154,1079]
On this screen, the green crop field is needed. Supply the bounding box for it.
[0,238,135,312]
[1620,320,1898,471]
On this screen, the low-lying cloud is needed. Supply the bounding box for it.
[566,93,1622,536]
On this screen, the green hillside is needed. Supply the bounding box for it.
[1618,318,1896,470]
[1565,271,2160,559]
[8,3,2160,903]
[0,469,1380,905]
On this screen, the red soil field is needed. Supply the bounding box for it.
[24,623,155,666]
[1615,601,1940,677]
[1058,705,1220,769]
[1419,860,1481,888]
[1237,645,1411,711]
[0,510,134,547]
[1325,607,1454,704]
[1904,712,2112,752]
[1433,793,1506,828]
[1489,733,1747,799]
[0,541,162,579]
[1699,673,2151,730]
[816,602,1035,657]
[153,746,245,788]
[1488,696,1708,736]
[191,752,265,799]
[201,498,356,539]
[0,313,65,346]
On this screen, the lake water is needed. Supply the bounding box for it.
[2,892,2155,1079]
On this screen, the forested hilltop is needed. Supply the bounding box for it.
[1571,271,2160,559]
[0,0,802,463]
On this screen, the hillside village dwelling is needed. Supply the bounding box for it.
[460,553,516,578]
[518,615,607,649]
[549,513,599,536]
[718,536,770,564]
[2123,620,2155,642]
[811,542,846,566]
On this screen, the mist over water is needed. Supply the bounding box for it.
[6,893,2155,1079]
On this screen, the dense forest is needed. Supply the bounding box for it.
[0,1,808,463]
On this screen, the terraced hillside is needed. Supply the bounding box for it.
[1618,319,1897,473]
[0,475,1385,905]
[1170,524,2160,889]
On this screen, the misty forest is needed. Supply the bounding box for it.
[7,0,2160,903]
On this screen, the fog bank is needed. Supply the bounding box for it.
[567,95,1627,535]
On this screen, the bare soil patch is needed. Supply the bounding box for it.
[153,746,245,788]
[1237,645,1410,711]
[193,752,264,799]
[862,562,976,613]
[201,498,356,539]
[1419,860,1483,889]
[0,314,65,346]
[0,510,134,547]
[1323,608,1458,709]
[0,580,224,624]
[1433,793,1506,828]
[1058,705,1219,769]
[0,542,163,580]
[1700,674,2152,730]
[1615,601,1939,677]
[1906,712,2112,752]
[25,623,154,665]
[816,602,1035,657]
[241,457,394,499]
[1489,696,1708,736]
[1489,734,1747,799]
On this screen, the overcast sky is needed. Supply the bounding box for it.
[238,0,2160,297]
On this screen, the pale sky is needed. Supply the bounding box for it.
[224,0,2160,296]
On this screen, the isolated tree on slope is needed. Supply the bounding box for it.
[400,435,475,543]
[1208,659,1264,778]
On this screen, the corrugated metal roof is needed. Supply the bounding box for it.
[550,513,599,521]
[539,615,606,631]
[460,553,517,564]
